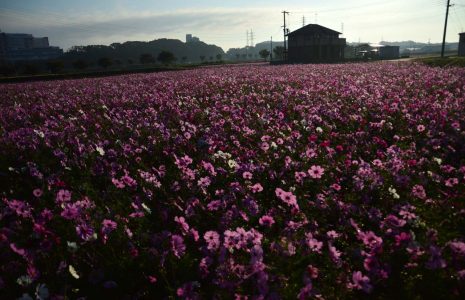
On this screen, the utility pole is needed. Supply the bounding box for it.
[441,0,452,58]
[270,36,273,61]
[282,10,289,59]
[246,30,249,47]
[302,16,306,27]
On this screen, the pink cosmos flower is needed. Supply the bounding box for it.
[250,183,263,193]
[308,165,325,179]
[331,183,341,191]
[445,178,458,187]
[204,231,220,251]
[102,219,117,234]
[350,271,372,293]
[327,230,340,239]
[275,188,299,209]
[412,184,426,199]
[260,142,270,151]
[197,176,211,188]
[33,188,43,197]
[56,189,72,203]
[417,124,425,132]
[175,216,190,233]
[242,171,253,179]
[295,171,307,183]
[112,178,125,189]
[358,231,383,249]
[449,241,465,256]
[258,215,275,227]
[305,233,323,253]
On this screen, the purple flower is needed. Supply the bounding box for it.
[171,235,186,258]
[76,223,94,241]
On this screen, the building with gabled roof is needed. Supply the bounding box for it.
[287,24,346,63]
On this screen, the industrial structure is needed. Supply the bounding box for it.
[0,32,63,62]
[286,24,346,63]
[459,33,465,57]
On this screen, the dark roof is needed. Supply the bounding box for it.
[287,24,341,37]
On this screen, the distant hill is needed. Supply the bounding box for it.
[63,38,225,64]
[379,41,458,54]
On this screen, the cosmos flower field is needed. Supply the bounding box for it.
[1,63,465,299]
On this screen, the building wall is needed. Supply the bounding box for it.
[0,33,62,61]
[6,47,63,61]
[459,33,465,57]
[288,34,346,63]
[33,37,49,48]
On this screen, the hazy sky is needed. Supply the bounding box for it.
[0,0,464,51]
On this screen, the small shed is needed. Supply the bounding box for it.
[287,24,346,63]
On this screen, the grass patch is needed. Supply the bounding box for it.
[415,56,465,67]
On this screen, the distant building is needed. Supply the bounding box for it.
[186,34,200,43]
[352,43,399,60]
[459,33,465,57]
[0,32,63,62]
[377,45,400,59]
[287,24,346,63]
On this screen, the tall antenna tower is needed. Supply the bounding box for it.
[303,16,306,27]
[250,29,254,47]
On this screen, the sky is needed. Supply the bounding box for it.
[0,0,464,51]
